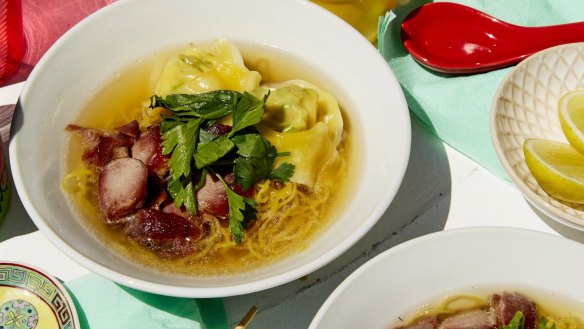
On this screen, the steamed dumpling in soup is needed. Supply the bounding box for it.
[252,80,344,188]
[155,39,261,95]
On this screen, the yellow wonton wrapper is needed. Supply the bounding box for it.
[155,39,261,95]
[253,80,344,188]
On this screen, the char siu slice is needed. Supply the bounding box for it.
[99,158,148,219]
[145,173,168,210]
[395,316,439,329]
[66,124,134,167]
[115,120,140,139]
[196,173,229,218]
[206,123,232,136]
[128,209,201,258]
[438,309,495,329]
[131,125,169,176]
[490,292,536,329]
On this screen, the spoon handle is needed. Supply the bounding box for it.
[524,21,584,51]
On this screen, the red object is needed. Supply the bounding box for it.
[401,2,584,74]
[0,0,26,85]
[1,0,113,87]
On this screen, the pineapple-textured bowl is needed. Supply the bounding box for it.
[491,42,584,230]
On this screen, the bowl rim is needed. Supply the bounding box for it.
[490,42,584,232]
[9,0,411,297]
[308,226,583,328]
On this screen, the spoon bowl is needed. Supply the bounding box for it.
[401,2,584,74]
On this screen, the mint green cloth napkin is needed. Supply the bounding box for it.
[378,0,584,179]
[64,274,228,329]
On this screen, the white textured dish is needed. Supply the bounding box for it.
[491,43,584,230]
[309,227,584,329]
[9,0,410,297]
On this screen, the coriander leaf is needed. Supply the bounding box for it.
[198,128,216,146]
[193,168,208,191]
[232,134,268,157]
[163,119,201,179]
[230,92,265,135]
[233,134,294,185]
[152,91,240,120]
[270,163,295,182]
[161,124,180,155]
[159,117,182,133]
[216,174,257,244]
[234,157,270,190]
[538,317,556,329]
[194,135,235,169]
[500,312,525,329]
[168,176,197,213]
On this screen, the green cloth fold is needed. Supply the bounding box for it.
[378,0,584,179]
[64,274,228,329]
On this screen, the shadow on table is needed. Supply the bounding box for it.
[223,114,453,329]
[0,102,38,242]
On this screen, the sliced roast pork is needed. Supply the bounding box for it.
[196,173,229,218]
[98,158,148,219]
[206,123,232,136]
[438,309,495,329]
[145,173,168,210]
[131,125,169,176]
[66,124,135,167]
[115,120,140,139]
[395,316,439,329]
[490,292,536,329]
[127,208,201,258]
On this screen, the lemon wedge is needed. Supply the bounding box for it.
[524,138,584,203]
[559,90,584,153]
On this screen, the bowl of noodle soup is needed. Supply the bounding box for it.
[309,228,584,329]
[9,0,410,297]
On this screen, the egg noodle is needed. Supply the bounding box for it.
[62,103,348,264]
[62,40,355,274]
[63,145,346,263]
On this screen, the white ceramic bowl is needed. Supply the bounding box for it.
[491,43,584,230]
[309,227,584,329]
[9,0,410,297]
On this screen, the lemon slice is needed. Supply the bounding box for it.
[559,90,584,153]
[524,138,584,203]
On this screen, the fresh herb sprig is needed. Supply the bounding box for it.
[499,312,557,329]
[150,90,294,243]
[500,312,525,329]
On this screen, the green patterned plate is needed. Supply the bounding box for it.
[0,262,79,329]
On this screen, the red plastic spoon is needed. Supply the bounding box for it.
[401,2,584,74]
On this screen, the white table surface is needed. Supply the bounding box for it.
[1,81,582,328]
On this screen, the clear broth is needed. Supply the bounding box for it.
[391,287,584,329]
[64,42,360,275]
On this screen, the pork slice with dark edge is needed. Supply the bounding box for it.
[490,292,537,329]
[98,157,148,219]
[127,208,201,258]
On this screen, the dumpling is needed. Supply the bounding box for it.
[253,80,344,188]
[155,39,261,96]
